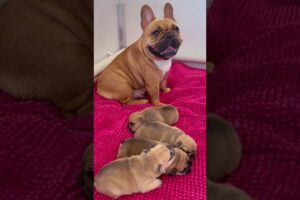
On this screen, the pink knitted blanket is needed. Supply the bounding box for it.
[94,62,206,200]
[208,0,300,199]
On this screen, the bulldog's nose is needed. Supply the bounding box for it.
[128,123,134,132]
[188,151,196,160]
[166,32,173,39]
[127,122,134,132]
[186,160,193,174]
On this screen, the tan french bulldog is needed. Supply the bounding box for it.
[117,138,192,175]
[128,105,179,132]
[134,122,197,156]
[97,3,182,105]
[94,144,175,199]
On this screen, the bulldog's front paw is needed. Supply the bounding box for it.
[162,87,171,93]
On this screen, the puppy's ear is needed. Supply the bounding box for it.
[141,5,155,30]
[164,3,175,21]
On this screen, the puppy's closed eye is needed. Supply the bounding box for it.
[129,122,135,127]
[138,117,144,122]
[156,164,163,173]
[175,141,182,148]
[142,149,150,153]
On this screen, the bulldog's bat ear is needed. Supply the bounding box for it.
[164,3,175,21]
[141,5,155,30]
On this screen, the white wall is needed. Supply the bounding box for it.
[94,0,119,63]
[94,0,206,64]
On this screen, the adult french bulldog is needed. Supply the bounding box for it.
[97,3,182,105]
[128,105,179,132]
[117,138,192,175]
[134,122,197,157]
[94,144,175,199]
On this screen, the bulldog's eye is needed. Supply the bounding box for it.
[129,122,135,126]
[142,149,150,154]
[174,26,180,32]
[138,117,144,122]
[152,30,160,36]
[156,164,163,173]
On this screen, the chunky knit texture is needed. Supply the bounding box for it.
[208,0,300,199]
[0,92,93,199]
[94,62,206,200]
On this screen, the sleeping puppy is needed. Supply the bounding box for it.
[207,179,252,200]
[128,105,179,132]
[117,138,192,175]
[97,3,182,105]
[134,122,197,156]
[94,144,176,199]
[207,113,242,181]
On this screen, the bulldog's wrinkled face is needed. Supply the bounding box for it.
[128,112,144,132]
[140,3,182,60]
[174,135,197,159]
[143,144,176,175]
[144,19,182,60]
[166,148,193,175]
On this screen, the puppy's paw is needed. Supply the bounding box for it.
[162,88,171,93]
[156,179,162,188]
[151,179,162,189]
[141,179,162,193]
